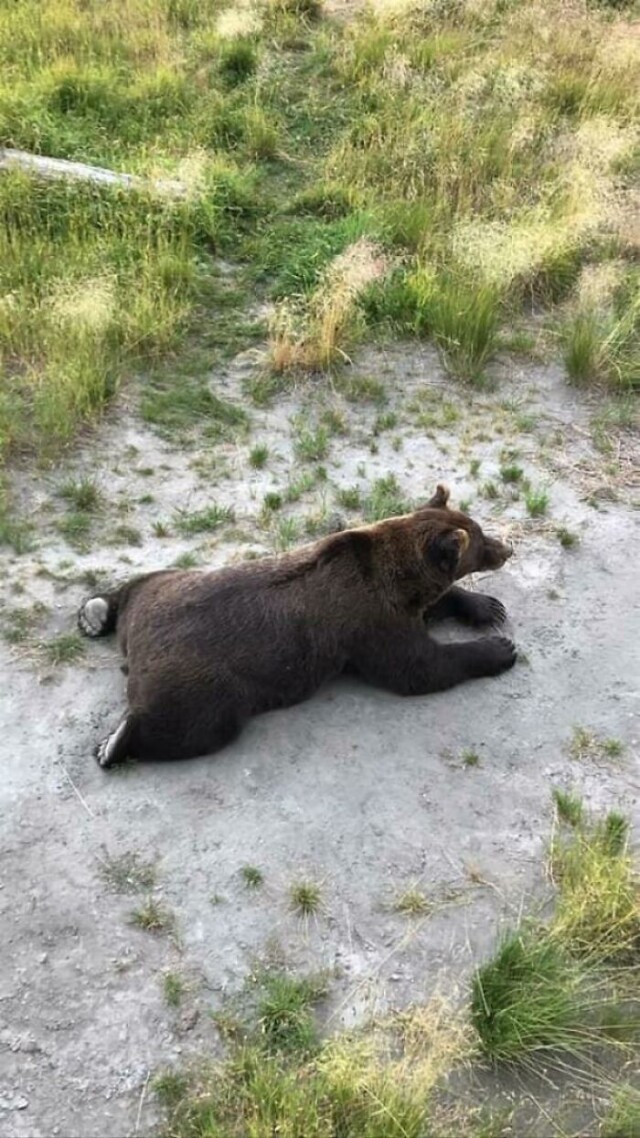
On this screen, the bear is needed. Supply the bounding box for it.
[78,484,515,768]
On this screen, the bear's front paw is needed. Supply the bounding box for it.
[469,594,508,626]
[485,636,517,674]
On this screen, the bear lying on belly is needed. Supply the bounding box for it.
[78,484,516,768]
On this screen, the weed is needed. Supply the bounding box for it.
[249,444,269,469]
[553,789,584,828]
[153,1072,188,1108]
[551,812,639,960]
[524,486,549,517]
[110,524,142,546]
[284,471,316,503]
[339,375,387,405]
[58,511,92,549]
[336,486,361,510]
[130,898,173,934]
[373,411,398,435]
[395,889,429,915]
[557,527,579,549]
[602,1086,640,1138]
[262,492,282,512]
[471,931,583,1062]
[469,459,481,477]
[163,972,185,1008]
[257,972,326,1055]
[462,749,480,768]
[174,504,234,535]
[289,880,322,916]
[173,551,199,569]
[60,478,101,512]
[482,481,499,501]
[241,865,264,889]
[42,633,85,666]
[603,738,624,758]
[153,521,170,538]
[98,852,156,894]
[500,464,523,484]
[294,425,329,462]
[363,474,410,522]
[272,516,300,553]
[3,602,48,645]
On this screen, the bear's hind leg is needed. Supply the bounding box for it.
[95,713,138,769]
[79,593,118,638]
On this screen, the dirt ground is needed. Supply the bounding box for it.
[1,339,638,1137]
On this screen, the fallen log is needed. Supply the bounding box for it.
[0,147,187,197]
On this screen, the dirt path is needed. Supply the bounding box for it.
[1,341,638,1136]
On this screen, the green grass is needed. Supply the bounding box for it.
[241,865,264,889]
[363,474,410,522]
[130,897,173,933]
[257,972,326,1056]
[60,477,101,512]
[336,486,361,510]
[42,632,85,665]
[557,526,579,549]
[602,1086,640,1138]
[174,504,234,535]
[553,788,584,827]
[262,491,283,512]
[98,851,156,893]
[163,972,185,1008]
[462,749,480,768]
[395,888,429,915]
[294,425,329,463]
[289,879,322,916]
[249,444,269,469]
[524,486,549,517]
[471,931,584,1063]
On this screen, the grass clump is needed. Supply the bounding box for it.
[395,888,429,915]
[98,851,156,894]
[163,972,185,1008]
[174,504,234,535]
[257,972,326,1055]
[241,865,264,889]
[60,477,101,512]
[557,526,579,548]
[42,632,85,666]
[336,486,361,510]
[130,897,174,934]
[551,812,638,960]
[289,879,322,916]
[602,1086,640,1138]
[524,485,549,517]
[553,788,584,828]
[363,474,410,522]
[472,931,584,1063]
[249,444,269,469]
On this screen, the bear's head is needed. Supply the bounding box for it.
[416,483,512,583]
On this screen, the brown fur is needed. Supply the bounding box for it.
[79,485,516,767]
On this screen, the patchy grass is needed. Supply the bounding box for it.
[130,898,174,934]
[336,486,361,511]
[363,474,410,522]
[60,477,102,512]
[570,727,625,762]
[553,788,584,828]
[557,526,580,549]
[293,425,329,463]
[98,851,156,894]
[249,444,269,470]
[257,972,327,1056]
[462,749,480,768]
[241,865,264,889]
[524,485,549,517]
[602,1086,640,1138]
[42,632,85,665]
[395,888,429,916]
[174,504,234,536]
[163,972,185,1009]
[289,879,322,917]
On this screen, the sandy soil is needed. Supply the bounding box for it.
[1,339,638,1136]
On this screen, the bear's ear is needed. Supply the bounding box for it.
[427,483,450,509]
[426,527,469,575]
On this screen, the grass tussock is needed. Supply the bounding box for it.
[473,806,640,1067]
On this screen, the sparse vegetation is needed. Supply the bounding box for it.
[524,486,549,517]
[249,444,269,470]
[42,632,85,666]
[553,788,584,828]
[570,727,625,762]
[289,880,322,917]
[363,474,410,522]
[130,898,173,934]
[98,851,156,894]
[395,888,429,915]
[462,749,480,768]
[163,972,185,1008]
[174,504,234,536]
[557,526,579,549]
[241,865,264,889]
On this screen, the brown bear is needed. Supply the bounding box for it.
[78,484,515,768]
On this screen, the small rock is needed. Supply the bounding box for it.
[0,1094,29,1111]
